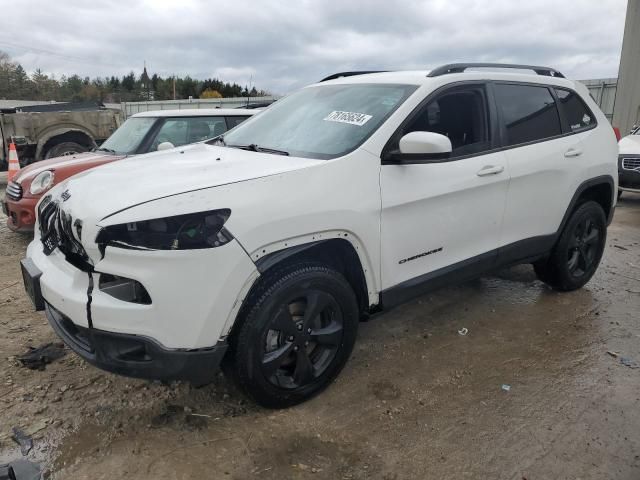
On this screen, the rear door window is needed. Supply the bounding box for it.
[554,88,596,132]
[494,84,562,146]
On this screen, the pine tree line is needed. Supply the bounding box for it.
[0,51,269,103]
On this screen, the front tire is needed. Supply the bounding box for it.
[534,201,607,291]
[227,263,359,408]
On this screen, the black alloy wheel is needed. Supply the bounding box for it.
[533,200,607,291]
[228,263,359,408]
[261,290,344,389]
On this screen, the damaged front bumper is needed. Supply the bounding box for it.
[46,303,228,384]
[23,224,258,382]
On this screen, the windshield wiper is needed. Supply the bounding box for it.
[95,147,116,154]
[207,135,226,146]
[227,143,289,156]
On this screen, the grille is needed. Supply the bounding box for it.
[5,181,23,201]
[38,200,92,270]
[622,157,640,171]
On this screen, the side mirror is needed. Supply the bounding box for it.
[399,131,452,155]
[384,131,452,164]
[157,141,175,151]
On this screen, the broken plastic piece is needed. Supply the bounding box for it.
[501,384,511,392]
[2,460,40,480]
[11,428,33,456]
[620,357,639,369]
[17,342,66,370]
[457,327,468,336]
[0,464,16,480]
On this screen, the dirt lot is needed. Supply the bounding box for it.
[1,188,639,480]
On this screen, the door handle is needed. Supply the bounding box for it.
[564,148,583,158]
[476,165,504,176]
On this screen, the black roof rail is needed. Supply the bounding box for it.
[320,71,388,82]
[427,63,565,78]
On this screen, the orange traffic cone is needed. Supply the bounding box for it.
[7,143,20,182]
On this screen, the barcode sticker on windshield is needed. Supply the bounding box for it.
[324,111,372,126]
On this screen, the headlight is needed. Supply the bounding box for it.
[30,170,55,195]
[95,209,232,251]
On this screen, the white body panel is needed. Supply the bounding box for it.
[501,83,618,245]
[380,150,509,288]
[618,133,640,155]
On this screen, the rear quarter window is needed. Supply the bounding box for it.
[494,83,562,146]
[554,88,596,132]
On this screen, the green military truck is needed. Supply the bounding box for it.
[0,102,121,170]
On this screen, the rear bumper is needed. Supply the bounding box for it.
[3,195,38,232]
[46,303,228,384]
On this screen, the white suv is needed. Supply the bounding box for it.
[21,63,618,408]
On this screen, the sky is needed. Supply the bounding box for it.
[0,0,628,95]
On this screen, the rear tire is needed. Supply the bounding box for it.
[227,263,359,408]
[534,201,607,291]
[44,142,88,159]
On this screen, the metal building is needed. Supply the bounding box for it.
[613,0,640,134]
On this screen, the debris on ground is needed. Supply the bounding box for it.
[0,464,16,480]
[150,404,183,428]
[607,351,619,358]
[150,404,210,430]
[17,342,66,370]
[613,245,629,250]
[1,460,40,480]
[11,427,33,456]
[457,328,468,336]
[501,384,511,392]
[620,357,640,369]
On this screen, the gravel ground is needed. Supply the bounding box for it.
[1,188,639,479]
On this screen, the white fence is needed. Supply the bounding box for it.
[110,96,279,118]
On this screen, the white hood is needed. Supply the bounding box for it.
[618,134,640,155]
[51,143,323,222]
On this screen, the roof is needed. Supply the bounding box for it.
[131,108,257,118]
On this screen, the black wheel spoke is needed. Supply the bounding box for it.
[568,235,580,249]
[272,307,296,336]
[568,250,579,273]
[302,291,331,329]
[584,228,599,246]
[293,349,314,385]
[577,246,589,271]
[262,342,294,378]
[310,322,343,346]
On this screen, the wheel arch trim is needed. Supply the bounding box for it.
[559,175,615,232]
[251,231,378,305]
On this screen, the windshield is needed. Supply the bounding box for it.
[99,117,157,154]
[221,83,418,159]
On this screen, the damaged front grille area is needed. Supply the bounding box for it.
[38,199,93,272]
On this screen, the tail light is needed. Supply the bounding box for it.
[613,126,621,141]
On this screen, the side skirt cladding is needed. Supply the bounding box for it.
[379,234,555,309]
